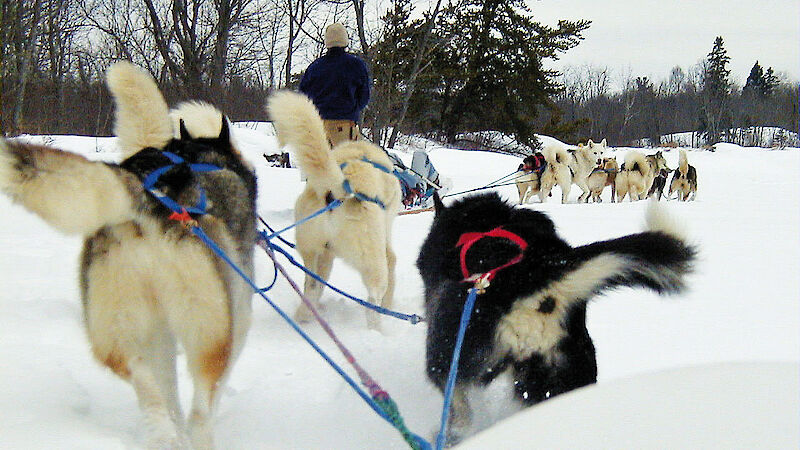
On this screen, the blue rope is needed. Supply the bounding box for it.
[262,199,343,241]
[139,152,433,448]
[259,215,296,248]
[263,237,424,324]
[192,226,431,450]
[435,287,478,450]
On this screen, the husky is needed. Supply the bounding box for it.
[533,143,572,203]
[266,91,401,330]
[0,62,257,449]
[648,168,670,200]
[514,153,546,204]
[669,149,698,201]
[417,192,695,445]
[616,150,668,202]
[570,139,609,203]
[586,156,618,202]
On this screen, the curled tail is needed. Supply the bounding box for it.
[561,200,695,302]
[266,91,345,198]
[0,138,138,235]
[106,61,172,159]
[624,150,649,177]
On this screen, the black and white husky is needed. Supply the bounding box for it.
[0,62,257,449]
[417,192,695,444]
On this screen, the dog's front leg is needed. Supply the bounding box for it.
[439,383,473,447]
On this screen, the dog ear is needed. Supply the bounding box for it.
[179,119,192,140]
[432,190,445,215]
[600,138,607,147]
[587,139,594,147]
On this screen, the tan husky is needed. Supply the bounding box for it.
[266,91,400,330]
[669,149,698,201]
[0,62,257,449]
[586,156,619,202]
[616,150,669,201]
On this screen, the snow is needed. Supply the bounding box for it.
[1,126,798,449]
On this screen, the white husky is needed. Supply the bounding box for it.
[267,91,401,330]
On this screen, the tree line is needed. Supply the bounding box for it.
[2,1,796,151]
[551,37,798,148]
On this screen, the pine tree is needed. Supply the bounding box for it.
[699,36,732,144]
[743,61,764,95]
[436,0,589,150]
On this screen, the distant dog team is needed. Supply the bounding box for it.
[517,142,698,203]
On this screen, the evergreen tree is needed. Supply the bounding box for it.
[699,36,732,144]
[435,0,589,150]
[762,67,779,96]
[743,61,765,95]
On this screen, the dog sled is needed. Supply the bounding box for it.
[389,150,442,211]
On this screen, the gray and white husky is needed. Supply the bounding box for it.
[0,61,257,449]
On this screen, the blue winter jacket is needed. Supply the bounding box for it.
[299,47,371,122]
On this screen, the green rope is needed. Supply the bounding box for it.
[373,392,428,450]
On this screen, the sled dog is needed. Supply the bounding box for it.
[648,168,670,200]
[514,153,546,204]
[266,91,401,330]
[535,143,573,203]
[417,192,695,445]
[570,139,610,203]
[669,149,698,201]
[616,150,668,201]
[586,156,619,202]
[0,62,257,449]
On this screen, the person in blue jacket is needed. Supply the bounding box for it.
[299,23,371,146]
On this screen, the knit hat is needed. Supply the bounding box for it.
[324,23,349,49]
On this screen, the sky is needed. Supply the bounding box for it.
[529,0,800,87]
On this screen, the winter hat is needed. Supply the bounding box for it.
[324,23,349,49]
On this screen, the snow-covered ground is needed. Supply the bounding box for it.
[1,127,798,449]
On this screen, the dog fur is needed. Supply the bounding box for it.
[514,154,547,204]
[616,150,669,201]
[669,149,698,201]
[0,61,257,449]
[417,192,695,444]
[266,91,401,330]
[586,156,618,202]
[648,168,670,200]
[570,139,609,203]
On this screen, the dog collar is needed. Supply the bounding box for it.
[456,227,528,284]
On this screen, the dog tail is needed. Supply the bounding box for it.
[678,149,689,175]
[624,150,649,177]
[106,61,173,159]
[564,200,695,298]
[266,91,346,198]
[0,138,138,235]
[541,142,570,167]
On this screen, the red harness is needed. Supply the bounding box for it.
[456,227,528,284]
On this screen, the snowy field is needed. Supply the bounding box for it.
[1,127,798,449]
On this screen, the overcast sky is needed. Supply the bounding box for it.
[528,0,800,88]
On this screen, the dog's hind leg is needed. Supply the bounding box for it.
[173,295,234,450]
[295,247,335,323]
[355,246,390,331]
[83,268,189,449]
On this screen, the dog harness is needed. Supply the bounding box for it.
[338,157,399,210]
[456,227,528,286]
[141,151,221,224]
